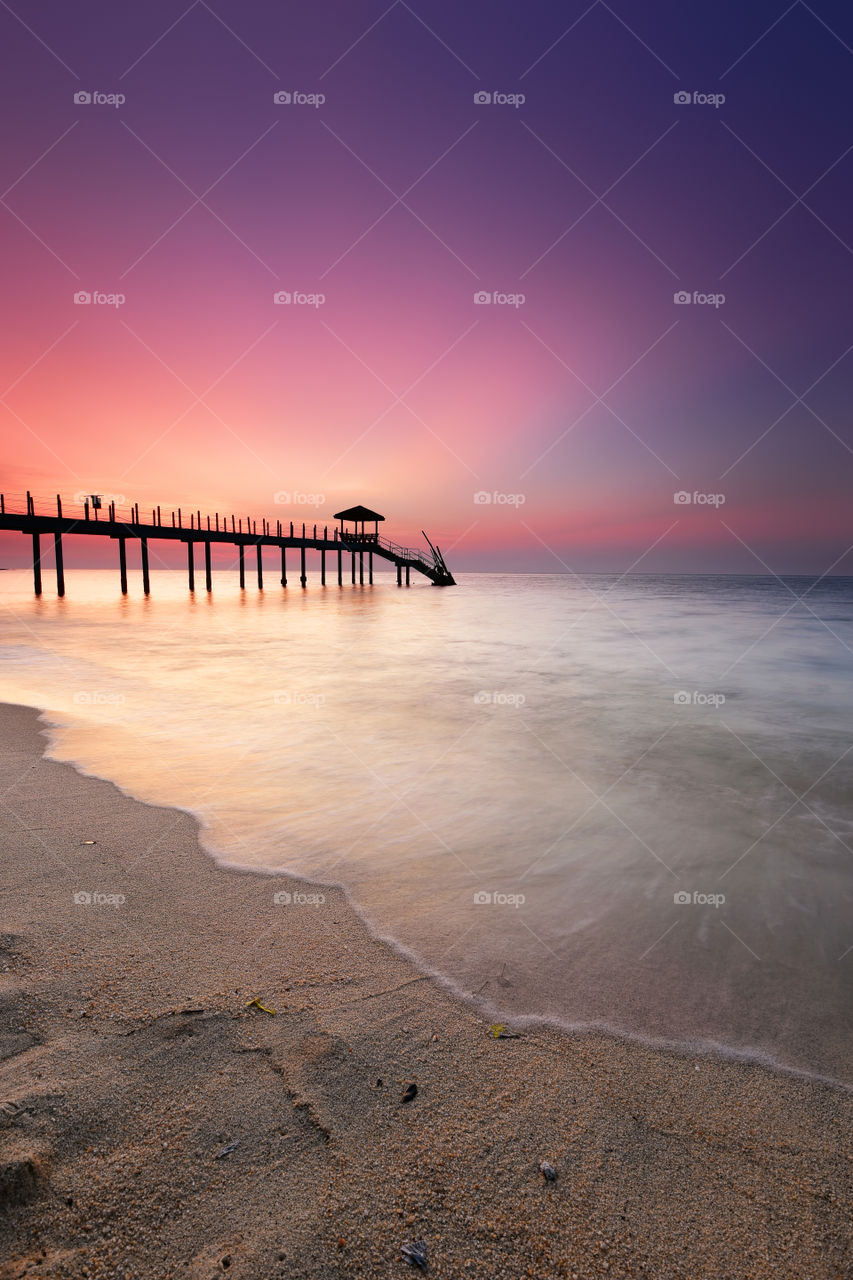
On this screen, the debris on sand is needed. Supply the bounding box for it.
[245,997,275,1015]
[401,1239,427,1268]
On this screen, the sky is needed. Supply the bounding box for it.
[1,0,852,573]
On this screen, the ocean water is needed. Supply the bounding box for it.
[1,567,851,1084]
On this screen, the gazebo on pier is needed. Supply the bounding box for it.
[334,504,385,544]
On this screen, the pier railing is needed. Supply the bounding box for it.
[0,490,323,538]
[1,493,442,562]
[336,531,436,570]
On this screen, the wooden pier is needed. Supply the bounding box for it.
[0,493,456,596]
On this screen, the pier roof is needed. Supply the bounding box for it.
[333,505,385,522]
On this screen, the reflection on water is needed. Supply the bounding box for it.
[1,568,852,1083]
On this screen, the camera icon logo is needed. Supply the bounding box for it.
[673,490,692,505]
[74,90,92,105]
[674,690,691,705]
[273,890,292,904]
[473,891,492,904]
[474,690,492,704]
[473,491,492,505]
[673,91,691,105]
[73,291,92,305]
[273,291,292,304]
[273,91,292,104]
[473,290,491,304]
[673,890,691,904]
[674,290,691,304]
[73,891,92,905]
[474,91,491,105]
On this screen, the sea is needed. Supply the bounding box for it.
[1,566,851,1085]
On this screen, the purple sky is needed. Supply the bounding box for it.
[1,0,852,572]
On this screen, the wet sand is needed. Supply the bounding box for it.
[0,701,850,1279]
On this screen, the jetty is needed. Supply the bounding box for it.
[0,492,456,596]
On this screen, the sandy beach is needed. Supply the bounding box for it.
[0,700,850,1279]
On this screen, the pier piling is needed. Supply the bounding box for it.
[205,541,212,592]
[187,542,195,592]
[321,549,325,586]
[300,546,306,588]
[256,544,263,590]
[119,537,128,595]
[141,538,150,595]
[359,551,364,585]
[32,533,42,596]
[54,532,65,597]
[337,549,342,586]
[239,544,245,589]
[369,552,373,585]
[280,547,287,587]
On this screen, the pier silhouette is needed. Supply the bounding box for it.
[0,491,456,596]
